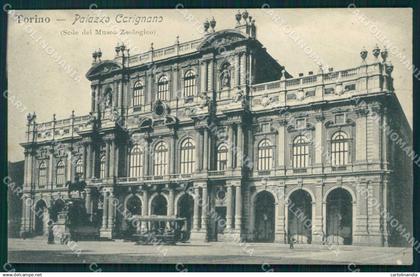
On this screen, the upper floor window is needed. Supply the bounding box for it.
[296,118,306,130]
[292,135,309,168]
[157,76,169,101]
[184,70,196,97]
[56,160,65,186]
[257,139,273,171]
[217,144,228,171]
[153,141,168,177]
[129,145,144,177]
[180,138,195,174]
[260,122,271,133]
[331,131,349,166]
[38,161,47,187]
[133,81,144,107]
[100,155,106,179]
[335,114,346,125]
[75,159,84,179]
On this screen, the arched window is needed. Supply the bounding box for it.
[38,161,47,187]
[293,135,310,168]
[331,131,349,166]
[258,139,273,171]
[129,145,143,177]
[56,160,65,186]
[217,144,228,171]
[157,76,169,101]
[180,138,195,174]
[184,70,196,97]
[153,142,168,177]
[132,81,144,107]
[100,155,106,179]
[75,159,84,179]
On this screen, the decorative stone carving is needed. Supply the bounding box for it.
[198,92,210,109]
[261,95,272,107]
[232,88,244,103]
[220,63,231,88]
[296,89,305,101]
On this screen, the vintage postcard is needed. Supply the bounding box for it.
[6,7,413,266]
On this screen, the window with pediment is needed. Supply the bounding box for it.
[133,81,144,107]
[129,145,144,177]
[257,139,273,171]
[157,76,169,101]
[184,70,196,97]
[38,161,47,187]
[180,138,195,174]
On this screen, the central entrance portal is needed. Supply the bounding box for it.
[209,207,227,242]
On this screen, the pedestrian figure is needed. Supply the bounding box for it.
[47,220,54,244]
[289,234,295,249]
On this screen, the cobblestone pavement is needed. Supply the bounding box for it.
[8,238,412,265]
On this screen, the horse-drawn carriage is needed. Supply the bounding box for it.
[127,216,190,245]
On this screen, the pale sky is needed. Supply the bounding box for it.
[7,8,412,162]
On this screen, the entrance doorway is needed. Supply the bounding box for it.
[34,200,48,236]
[177,194,194,234]
[326,188,353,245]
[288,190,312,244]
[254,191,275,242]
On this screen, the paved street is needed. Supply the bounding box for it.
[8,238,412,265]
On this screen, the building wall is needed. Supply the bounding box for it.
[19,19,412,246]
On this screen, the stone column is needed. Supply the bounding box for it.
[48,150,54,188]
[105,141,110,178]
[195,129,201,172]
[237,124,244,168]
[67,149,72,182]
[201,61,207,93]
[277,120,286,172]
[226,185,233,230]
[20,194,31,234]
[234,184,242,233]
[240,52,247,86]
[107,190,115,232]
[227,125,234,170]
[235,54,240,87]
[24,150,33,188]
[201,185,208,231]
[314,114,325,172]
[85,188,92,214]
[193,186,200,230]
[203,128,209,171]
[109,139,116,178]
[86,142,92,178]
[170,135,176,175]
[312,183,324,243]
[142,189,149,216]
[355,108,368,163]
[101,191,108,230]
[208,59,213,92]
[168,188,175,216]
[275,185,286,243]
[91,86,96,112]
[144,139,149,177]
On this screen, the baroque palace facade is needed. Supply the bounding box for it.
[20,11,412,246]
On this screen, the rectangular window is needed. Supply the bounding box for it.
[260,123,270,133]
[324,87,335,95]
[296,118,306,130]
[344,84,356,92]
[335,114,345,124]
